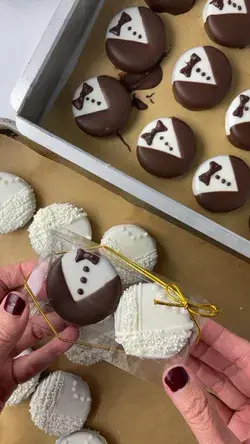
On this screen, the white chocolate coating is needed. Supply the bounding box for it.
[138,118,182,158]
[56,430,108,444]
[72,77,108,118]
[225,89,250,135]
[30,371,91,436]
[115,283,194,359]
[203,0,247,22]
[28,203,92,255]
[0,172,36,234]
[192,155,238,196]
[172,47,216,86]
[101,224,157,286]
[106,7,148,45]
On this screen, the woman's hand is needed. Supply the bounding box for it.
[163,319,250,444]
[0,261,79,411]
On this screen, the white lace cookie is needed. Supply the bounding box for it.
[0,172,36,234]
[28,203,92,255]
[101,224,157,286]
[56,430,108,444]
[6,349,41,406]
[65,316,115,366]
[115,282,194,359]
[30,371,91,436]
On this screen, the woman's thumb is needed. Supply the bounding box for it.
[0,292,29,363]
[163,365,239,444]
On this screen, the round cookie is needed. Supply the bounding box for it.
[225,90,250,151]
[203,0,250,48]
[145,0,195,15]
[137,118,196,178]
[72,76,131,137]
[47,248,122,326]
[192,155,250,212]
[101,224,157,286]
[172,46,232,110]
[6,349,41,406]
[105,7,166,74]
[115,282,194,359]
[0,172,36,234]
[56,430,108,444]
[28,203,92,255]
[30,371,91,436]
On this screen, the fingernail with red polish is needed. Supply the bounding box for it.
[4,293,26,316]
[164,366,189,392]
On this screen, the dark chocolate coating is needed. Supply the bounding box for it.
[204,1,250,49]
[173,46,232,111]
[228,123,250,151]
[137,118,196,178]
[106,7,166,74]
[145,0,195,15]
[47,256,122,326]
[75,76,132,137]
[195,156,250,212]
[121,65,163,91]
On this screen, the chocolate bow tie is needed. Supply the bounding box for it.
[109,11,132,37]
[75,249,100,265]
[233,94,250,118]
[199,161,222,186]
[210,0,224,9]
[141,120,168,146]
[72,83,93,110]
[180,53,201,78]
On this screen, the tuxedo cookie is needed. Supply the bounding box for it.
[145,0,195,15]
[105,7,166,74]
[47,249,122,326]
[137,118,196,178]
[72,76,131,137]
[203,0,250,48]
[172,46,232,110]
[192,155,250,212]
[225,90,250,151]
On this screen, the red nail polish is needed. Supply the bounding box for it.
[4,293,26,316]
[164,366,189,392]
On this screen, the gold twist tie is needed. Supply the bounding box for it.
[23,244,221,350]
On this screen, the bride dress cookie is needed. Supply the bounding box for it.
[225,90,250,150]
[172,46,232,110]
[105,7,166,73]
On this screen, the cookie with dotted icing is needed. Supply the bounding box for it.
[30,371,91,436]
[101,224,157,286]
[28,203,92,255]
[225,90,250,151]
[0,172,36,234]
[105,7,166,74]
[47,249,122,326]
[72,76,132,137]
[172,46,232,110]
[145,0,195,15]
[56,430,108,444]
[203,0,250,48]
[137,118,196,178]
[192,155,250,212]
[115,282,194,359]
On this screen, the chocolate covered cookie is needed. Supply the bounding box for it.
[172,46,232,110]
[47,249,122,326]
[72,76,131,137]
[225,90,250,151]
[203,0,250,48]
[145,0,195,15]
[137,118,196,178]
[192,155,250,212]
[105,7,166,74]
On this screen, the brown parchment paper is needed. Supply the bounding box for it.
[0,134,250,444]
[43,0,250,241]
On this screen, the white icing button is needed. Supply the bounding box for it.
[86,397,91,402]
[74,394,79,400]
[72,387,76,392]
[73,381,77,386]
[80,396,85,402]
